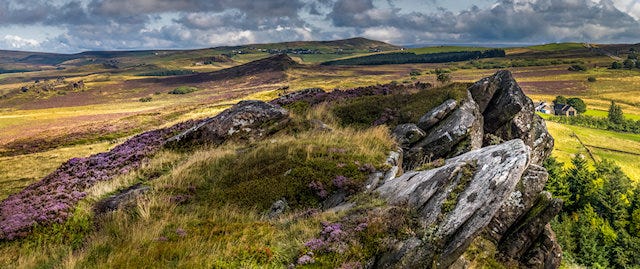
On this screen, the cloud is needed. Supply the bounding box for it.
[1,35,41,50]
[327,0,640,44]
[0,0,639,52]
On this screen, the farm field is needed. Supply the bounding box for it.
[0,40,639,202]
[544,120,640,181]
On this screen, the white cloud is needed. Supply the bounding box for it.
[2,35,40,49]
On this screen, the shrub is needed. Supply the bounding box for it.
[568,64,588,71]
[409,70,422,76]
[587,76,597,82]
[437,73,452,84]
[138,70,196,76]
[139,97,153,102]
[611,61,622,69]
[168,86,199,95]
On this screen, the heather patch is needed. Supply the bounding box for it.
[270,82,431,108]
[296,197,417,268]
[0,120,198,240]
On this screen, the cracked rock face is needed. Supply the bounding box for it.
[469,70,553,165]
[417,99,457,131]
[369,70,562,269]
[404,93,483,170]
[376,139,530,269]
[165,100,289,147]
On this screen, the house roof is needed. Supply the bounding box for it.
[554,103,575,112]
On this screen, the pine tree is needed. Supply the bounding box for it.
[566,155,594,211]
[608,101,624,124]
[544,157,572,206]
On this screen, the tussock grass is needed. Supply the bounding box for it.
[0,104,395,268]
[332,83,469,128]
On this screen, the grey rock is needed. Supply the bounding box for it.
[323,191,347,209]
[417,99,457,131]
[404,94,483,170]
[473,70,532,133]
[366,150,402,192]
[268,199,288,219]
[521,224,563,269]
[470,70,553,165]
[270,87,324,105]
[376,139,530,268]
[166,100,289,147]
[94,184,150,215]
[485,164,549,243]
[393,124,426,147]
[498,191,563,261]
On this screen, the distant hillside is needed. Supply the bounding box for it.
[148,54,298,84]
[0,37,398,68]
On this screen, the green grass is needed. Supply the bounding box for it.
[332,83,469,128]
[168,86,199,95]
[407,46,490,54]
[545,121,640,181]
[583,109,640,121]
[526,43,586,52]
[194,125,394,209]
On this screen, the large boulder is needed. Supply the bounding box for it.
[393,123,426,148]
[166,100,289,147]
[375,139,530,268]
[469,70,553,165]
[404,94,483,170]
[485,164,549,243]
[417,99,457,131]
[497,191,563,266]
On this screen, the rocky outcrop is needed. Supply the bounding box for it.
[376,140,530,268]
[469,70,553,165]
[417,99,457,131]
[364,70,562,268]
[403,93,483,170]
[166,100,289,147]
[393,124,426,148]
[94,184,150,216]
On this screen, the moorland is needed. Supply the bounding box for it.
[1,37,640,268]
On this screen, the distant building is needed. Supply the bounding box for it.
[535,101,554,114]
[553,103,577,116]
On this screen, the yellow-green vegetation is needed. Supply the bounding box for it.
[332,83,469,128]
[545,121,640,180]
[0,142,112,200]
[525,43,586,52]
[0,105,396,268]
[407,46,490,54]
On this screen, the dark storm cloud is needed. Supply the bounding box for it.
[326,0,640,44]
[0,0,639,52]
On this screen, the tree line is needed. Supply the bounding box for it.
[322,49,506,66]
[544,156,640,268]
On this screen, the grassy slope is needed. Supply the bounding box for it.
[0,82,476,267]
[544,120,640,181]
[0,104,397,268]
[525,43,586,51]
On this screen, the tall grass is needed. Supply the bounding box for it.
[0,104,395,268]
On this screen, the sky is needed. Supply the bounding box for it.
[0,0,639,53]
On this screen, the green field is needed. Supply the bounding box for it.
[546,121,640,180]
[525,42,586,51]
[406,46,490,54]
